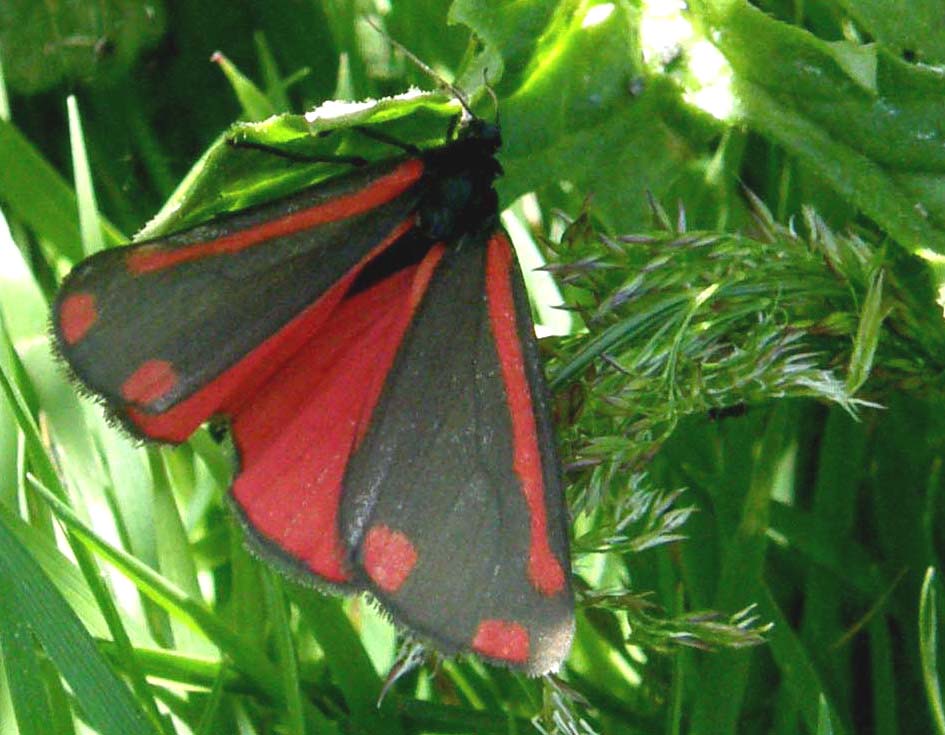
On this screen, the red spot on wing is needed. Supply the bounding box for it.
[125,218,416,443]
[362,525,417,593]
[126,160,425,274]
[472,620,530,663]
[59,292,98,344]
[485,233,565,597]
[122,360,178,405]
[230,245,444,584]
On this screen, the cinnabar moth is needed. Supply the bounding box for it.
[53,104,574,674]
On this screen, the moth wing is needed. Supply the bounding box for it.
[228,257,430,586]
[54,159,424,442]
[340,231,574,674]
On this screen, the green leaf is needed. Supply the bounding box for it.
[758,583,848,735]
[690,403,795,731]
[847,269,887,393]
[0,512,155,735]
[67,95,105,256]
[835,0,945,63]
[136,91,457,240]
[0,567,55,735]
[920,568,945,735]
[0,502,110,639]
[23,475,284,702]
[261,573,305,735]
[816,694,836,735]
[292,590,402,735]
[0,120,123,262]
[694,0,945,256]
[211,52,277,121]
[0,0,167,93]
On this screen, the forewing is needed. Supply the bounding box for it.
[54,159,424,441]
[339,230,574,674]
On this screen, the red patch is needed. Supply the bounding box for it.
[362,525,418,593]
[126,160,425,274]
[230,272,417,584]
[485,234,565,596]
[472,620,530,663]
[230,252,439,584]
[121,360,178,405]
[352,244,445,448]
[59,292,98,345]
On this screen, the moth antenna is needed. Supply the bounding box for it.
[364,16,476,120]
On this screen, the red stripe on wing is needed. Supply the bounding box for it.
[485,233,565,597]
[230,244,445,584]
[125,217,416,442]
[353,241,446,448]
[126,160,425,274]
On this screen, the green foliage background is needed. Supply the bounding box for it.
[1,0,945,734]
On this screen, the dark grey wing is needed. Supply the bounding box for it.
[339,230,573,674]
[53,158,424,441]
